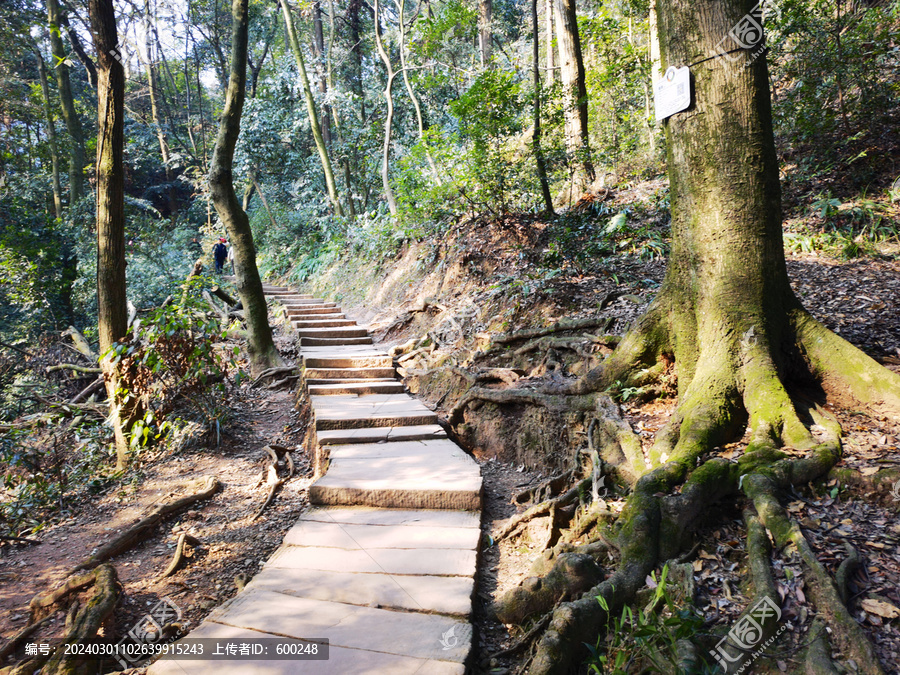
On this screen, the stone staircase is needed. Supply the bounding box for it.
[149,285,482,674]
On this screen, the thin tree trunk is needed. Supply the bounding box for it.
[35,49,63,220]
[545,0,555,85]
[349,0,366,123]
[60,13,98,88]
[279,0,344,217]
[373,0,398,215]
[142,0,173,190]
[532,0,554,215]
[89,0,134,471]
[398,0,441,185]
[554,0,594,187]
[479,0,492,69]
[48,0,86,204]
[312,1,332,147]
[209,0,282,374]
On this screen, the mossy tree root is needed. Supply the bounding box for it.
[742,448,884,675]
[529,458,739,675]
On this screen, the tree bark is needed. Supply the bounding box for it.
[554,0,594,187]
[48,0,86,205]
[35,49,63,220]
[209,0,282,374]
[532,0,554,215]
[89,0,133,471]
[279,0,344,217]
[479,0,492,69]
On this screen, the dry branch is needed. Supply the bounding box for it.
[211,286,238,307]
[45,364,102,374]
[69,376,104,404]
[72,476,219,572]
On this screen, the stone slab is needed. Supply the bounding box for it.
[280,518,480,550]
[147,623,464,675]
[305,367,396,379]
[312,395,438,430]
[293,319,358,328]
[245,566,474,616]
[325,439,470,461]
[308,382,405,395]
[299,506,480,530]
[301,337,374,347]
[205,590,472,662]
[266,546,477,578]
[303,355,393,369]
[316,424,447,445]
[296,327,369,338]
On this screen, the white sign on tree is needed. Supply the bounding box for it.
[654,66,692,122]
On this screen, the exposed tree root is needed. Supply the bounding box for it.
[9,565,118,675]
[474,316,616,361]
[494,552,605,625]
[72,476,219,572]
[0,615,55,661]
[157,532,201,579]
[496,478,591,540]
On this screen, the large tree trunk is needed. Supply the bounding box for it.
[280,0,344,217]
[525,0,900,672]
[89,0,134,471]
[479,0,492,69]
[209,0,282,374]
[554,0,594,188]
[47,0,86,205]
[35,49,63,220]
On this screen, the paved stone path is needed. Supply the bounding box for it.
[149,286,482,674]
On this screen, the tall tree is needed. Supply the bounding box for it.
[372,0,398,215]
[47,0,86,204]
[279,0,344,217]
[531,0,553,215]
[209,0,282,373]
[89,0,133,470]
[311,0,331,146]
[554,0,594,187]
[35,48,63,220]
[478,0,492,68]
[529,0,900,671]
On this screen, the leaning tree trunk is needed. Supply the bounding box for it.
[554,0,594,189]
[48,0,86,205]
[209,0,282,374]
[280,0,344,217]
[89,0,136,472]
[526,0,900,672]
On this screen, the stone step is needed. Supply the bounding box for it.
[305,367,395,380]
[312,395,438,430]
[270,293,314,299]
[278,300,337,308]
[306,377,396,385]
[292,318,358,328]
[285,308,345,318]
[316,424,447,445]
[309,439,482,510]
[303,353,393,369]
[308,381,405,395]
[301,336,374,346]
[296,327,369,339]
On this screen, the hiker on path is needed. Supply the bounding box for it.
[227,243,235,275]
[213,237,228,274]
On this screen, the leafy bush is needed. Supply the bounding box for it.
[105,276,239,452]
